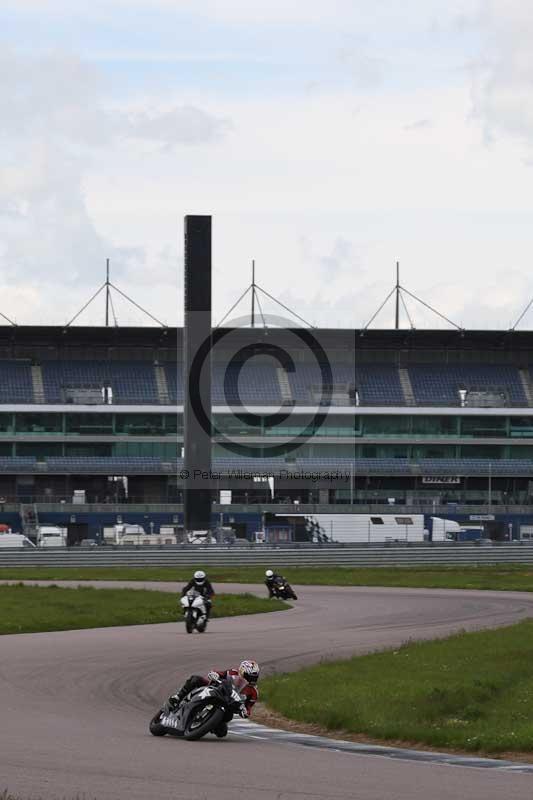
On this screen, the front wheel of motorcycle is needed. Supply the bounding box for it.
[185,611,194,634]
[183,705,225,740]
[149,710,167,736]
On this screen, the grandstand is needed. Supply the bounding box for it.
[1,325,533,541]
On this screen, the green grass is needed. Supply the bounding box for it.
[2,564,533,592]
[0,585,288,634]
[262,620,533,753]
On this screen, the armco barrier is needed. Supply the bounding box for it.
[2,543,533,568]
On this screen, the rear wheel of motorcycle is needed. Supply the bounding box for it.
[197,619,207,633]
[149,711,167,736]
[185,612,194,634]
[291,592,298,600]
[184,705,224,740]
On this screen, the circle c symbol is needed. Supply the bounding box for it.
[188,326,334,458]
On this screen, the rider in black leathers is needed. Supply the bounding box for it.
[181,570,215,618]
[264,569,283,598]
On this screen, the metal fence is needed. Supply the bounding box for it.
[2,542,533,568]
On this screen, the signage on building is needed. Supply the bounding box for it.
[422,476,461,484]
[469,514,495,521]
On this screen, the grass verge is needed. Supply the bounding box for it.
[261,620,533,754]
[0,585,288,634]
[2,565,533,592]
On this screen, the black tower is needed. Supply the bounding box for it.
[183,215,212,531]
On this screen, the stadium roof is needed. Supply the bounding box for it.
[1,325,533,355]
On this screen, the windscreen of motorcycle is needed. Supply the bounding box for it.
[230,675,249,695]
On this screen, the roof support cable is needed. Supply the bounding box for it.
[255,288,267,328]
[64,283,106,329]
[362,286,396,330]
[109,283,166,328]
[399,290,415,329]
[400,286,463,331]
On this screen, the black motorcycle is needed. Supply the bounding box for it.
[180,589,208,634]
[149,677,246,741]
[271,577,297,600]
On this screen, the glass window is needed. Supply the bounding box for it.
[320,415,359,437]
[65,414,113,435]
[215,414,262,436]
[164,415,182,434]
[64,443,112,457]
[113,442,179,458]
[509,446,533,459]
[0,414,13,433]
[16,442,63,457]
[460,417,506,437]
[115,414,164,435]
[362,444,409,458]
[411,416,458,436]
[509,417,533,437]
[460,445,504,459]
[312,444,355,457]
[16,413,62,434]
[411,444,456,459]
[363,416,410,436]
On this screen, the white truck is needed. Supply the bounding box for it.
[36,525,67,548]
[0,533,36,549]
[430,517,462,542]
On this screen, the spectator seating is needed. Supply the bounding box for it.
[41,361,159,404]
[213,363,282,406]
[0,455,529,475]
[164,363,183,404]
[355,365,404,405]
[166,362,283,406]
[287,363,356,405]
[0,359,528,407]
[409,364,526,406]
[0,362,33,403]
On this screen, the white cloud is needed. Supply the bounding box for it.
[127,106,230,148]
[471,1,533,146]
[0,47,230,302]
[404,118,432,131]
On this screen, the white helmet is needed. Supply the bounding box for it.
[194,570,206,585]
[265,569,274,578]
[239,659,260,685]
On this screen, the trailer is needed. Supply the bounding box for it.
[103,524,178,545]
[277,513,426,543]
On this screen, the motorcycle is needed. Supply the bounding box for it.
[180,589,208,633]
[149,676,247,740]
[271,577,297,600]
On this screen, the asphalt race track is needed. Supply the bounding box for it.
[2,582,533,800]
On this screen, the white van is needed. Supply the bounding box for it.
[0,533,36,549]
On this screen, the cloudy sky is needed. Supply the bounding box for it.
[1,0,533,329]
